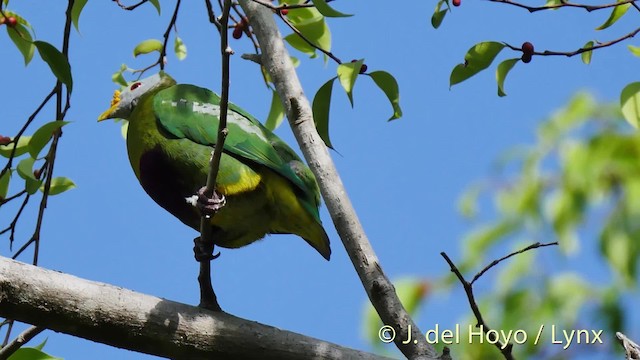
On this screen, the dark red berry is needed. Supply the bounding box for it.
[0,136,11,146]
[359,64,368,74]
[521,41,534,56]
[453,0,461,7]
[6,16,17,28]
[521,53,532,64]
[33,169,42,180]
[232,26,243,39]
[280,9,289,15]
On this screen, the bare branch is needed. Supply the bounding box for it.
[617,332,640,359]
[0,326,44,360]
[470,241,558,285]
[113,0,151,11]
[441,252,515,360]
[441,242,557,359]
[490,0,638,13]
[504,27,640,59]
[195,0,233,312]
[0,257,392,360]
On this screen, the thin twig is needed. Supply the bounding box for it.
[441,241,558,360]
[441,252,515,360]
[113,0,150,11]
[504,27,640,58]
[249,0,335,10]
[0,189,27,206]
[490,0,638,13]
[0,326,45,360]
[0,321,13,347]
[204,0,222,31]
[195,0,233,312]
[29,0,75,266]
[0,194,30,249]
[0,88,56,181]
[277,11,342,64]
[470,241,558,285]
[131,0,181,75]
[247,0,342,64]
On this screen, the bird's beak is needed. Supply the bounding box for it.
[98,90,121,121]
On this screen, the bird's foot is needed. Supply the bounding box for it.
[193,236,221,262]
[196,186,226,217]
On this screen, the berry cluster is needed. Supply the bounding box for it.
[232,17,249,39]
[521,42,534,63]
[0,16,17,27]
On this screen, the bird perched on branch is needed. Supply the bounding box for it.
[98,72,331,260]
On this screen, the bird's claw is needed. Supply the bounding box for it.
[196,186,226,216]
[193,236,221,262]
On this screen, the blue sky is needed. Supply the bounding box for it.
[1,1,637,359]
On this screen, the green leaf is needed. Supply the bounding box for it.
[312,78,336,149]
[71,0,89,31]
[458,182,482,218]
[7,347,62,360]
[0,170,10,199]
[310,0,352,17]
[284,17,330,58]
[281,3,322,25]
[25,177,42,195]
[34,338,48,351]
[337,60,362,106]
[112,64,129,87]
[28,121,70,158]
[43,176,76,195]
[431,0,448,29]
[496,58,519,97]
[628,45,640,57]
[265,90,285,131]
[7,24,35,65]
[0,136,31,158]
[174,36,187,60]
[133,39,163,57]
[149,0,161,14]
[3,11,34,33]
[120,120,129,139]
[368,71,402,120]
[450,41,505,87]
[284,33,316,57]
[620,82,640,128]
[34,41,73,92]
[16,157,36,181]
[596,2,630,30]
[581,41,594,65]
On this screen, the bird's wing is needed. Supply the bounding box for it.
[152,84,314,197]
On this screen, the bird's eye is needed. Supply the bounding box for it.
[130,82,142,91]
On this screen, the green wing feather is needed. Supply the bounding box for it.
[152,84,321,213]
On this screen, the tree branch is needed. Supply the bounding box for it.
[236,2,438,359]
[0,257,392,360]
[0,325,44,360]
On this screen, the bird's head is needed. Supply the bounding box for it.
[98,71,176,121]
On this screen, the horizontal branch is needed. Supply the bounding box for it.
[0,257,391,360]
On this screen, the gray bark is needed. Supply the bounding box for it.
[0,257,392,360]
[236,2,439,359]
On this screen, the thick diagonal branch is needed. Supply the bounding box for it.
[236,2,438,359]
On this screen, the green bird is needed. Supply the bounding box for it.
[98,72,331,260]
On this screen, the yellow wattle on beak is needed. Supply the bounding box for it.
[98,90,122,121]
